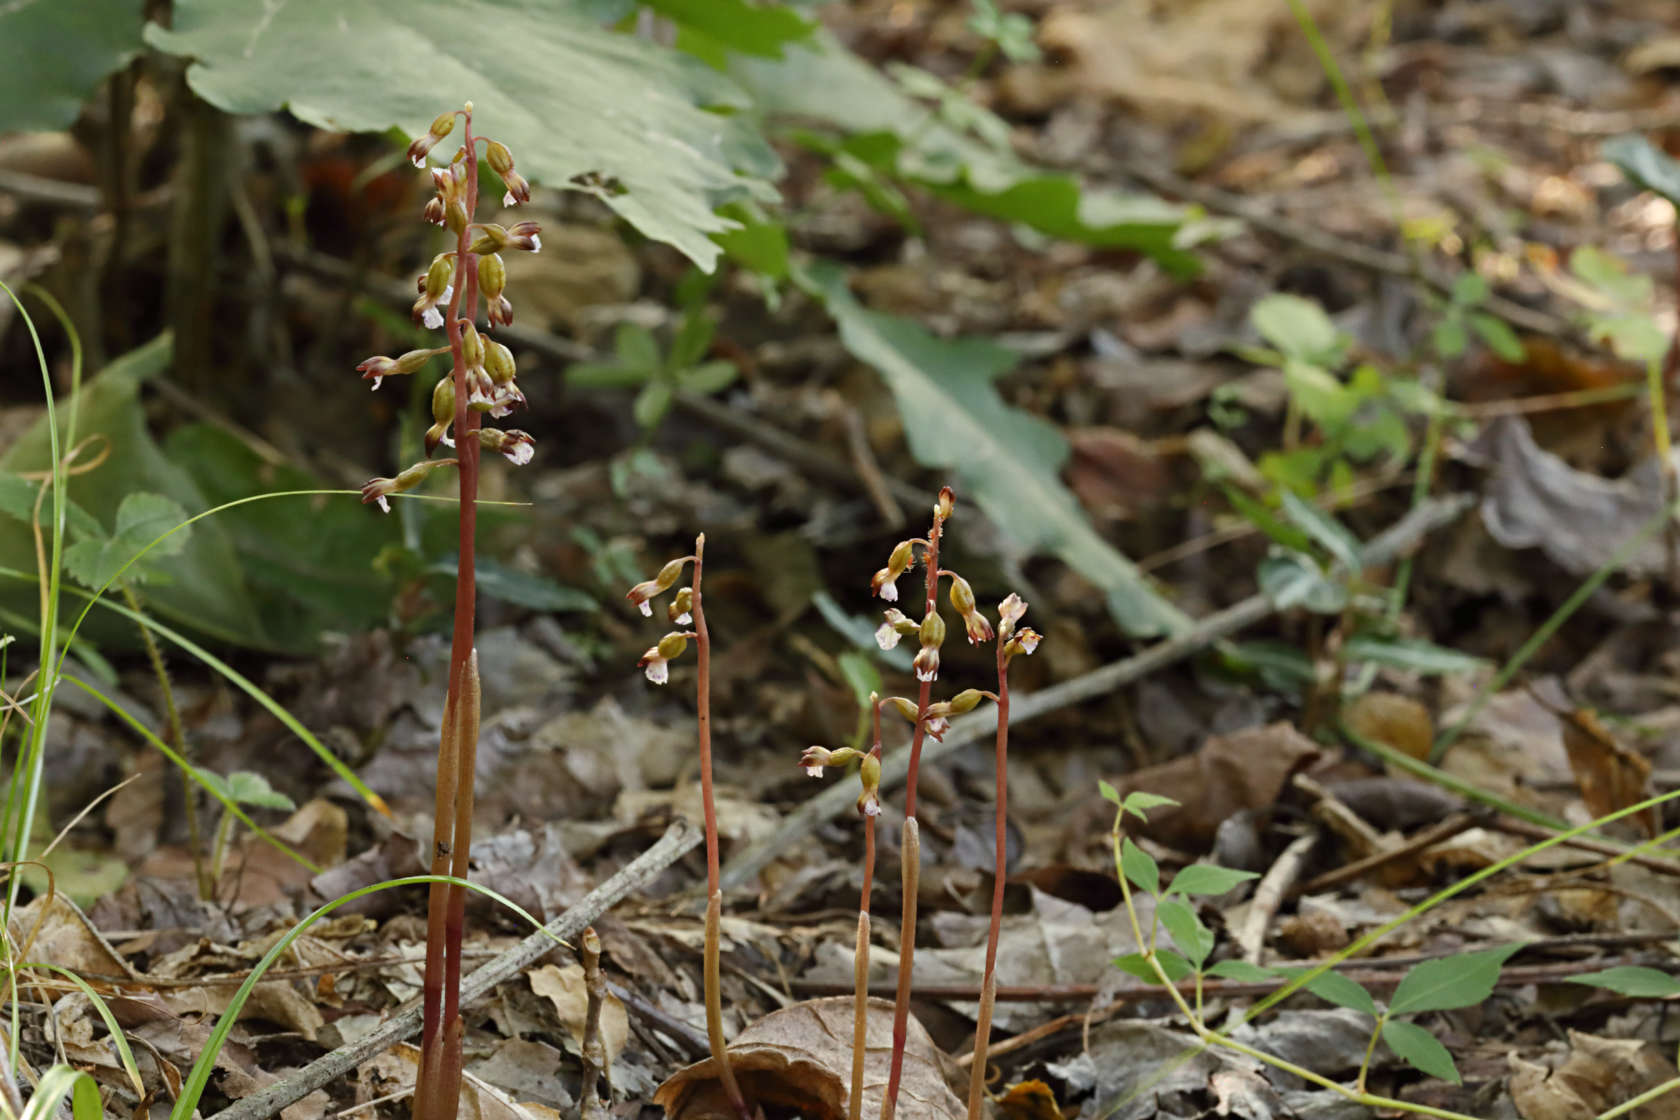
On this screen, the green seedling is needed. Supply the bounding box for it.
[193,769,297,888]
[564,311,739,433]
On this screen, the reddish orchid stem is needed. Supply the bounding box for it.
[417,106,483,1120]
[967,646,1010,1119]
[693,536,751,1120]
[850,705,885,1120]
[881,510,945,1120]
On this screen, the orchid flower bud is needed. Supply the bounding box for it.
[871,538,916,602]
[936,486,955,520]
[413,255,455,329]
[405,109,457,167]
[638,631,691,685]
[857,750,882,817]
[508,220,542,252]
[1004,627,1042,665]
[425,376,456,454]
[668,587,693,626]
[626,556,689,616]
[882,696,920,724]
[996,593,1027,639]
[356,346,445,390]
[488,294,514,328]
[485,139,515,176]
[361,456,455,513]
[800,745,862,778]
[477,427,535,466]
[948,574,994,644]
[874,608,917,650]
[479,253,507,302]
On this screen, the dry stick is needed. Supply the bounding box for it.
[693,536,750,1120]
[1292,812,1478,897]
[882,506,947,1120]
[722,494,1474,893]
[579,927,610,1120]
[966,644,1011,1120]
[207,819,701,1120]
[1236,831,1321,966]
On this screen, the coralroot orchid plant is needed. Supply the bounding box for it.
[803,488,1040,1120]
[626,536,752,1120]
[354,103,540,1120]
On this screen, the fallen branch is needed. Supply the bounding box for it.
[722,495,1474,890]
[210,820,701,1120]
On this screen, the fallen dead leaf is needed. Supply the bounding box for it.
[528,962,629,1065]
[1344,692,1434,763]
[1509,1031,1679,1120]
[1551,703,1659,838]
[652,997,962,1120]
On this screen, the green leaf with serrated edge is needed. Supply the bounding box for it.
[802,261,1190,638]
[1382,1019,1460,1084]
[1168,864,1260,897]
[1121,791,1179,821]
[644,0,815,58]
[1605,133,1680,208]
[1121,837,1159,895]
[1389,943,1523,1015]
[63,492,193,590]
[1566,966,1680,999]
[224,771,295,811]
[0,0,143,132]
[1252,294,1342,366]
[1343,635,1486,675]
[146,0,780,271]
[1156,898,1214,967]
[0,472,105,541]
[731,33,1194,271]
[1205,959,1277,983]
[1098,779,1122,806]
[1279,490,1362,572]
[1273,966,1380,1016]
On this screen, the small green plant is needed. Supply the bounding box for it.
[564,310,739,433]
[353,101,542,1120]
[1427,273,1524,362]
[192,768,297,889]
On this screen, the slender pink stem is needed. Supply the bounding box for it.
[882,513,944,1120]
[967,647,1009,1119]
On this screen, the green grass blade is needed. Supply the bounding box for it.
[20,962,144,1098]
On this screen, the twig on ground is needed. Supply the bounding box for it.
[579,927,611,1120]
[208,820,701,1120]
[1236,830,1320,965]
[721,495,1474,891]
[1293,812,1479,897]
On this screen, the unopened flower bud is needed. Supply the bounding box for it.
[478,427,535,466]
[936,486,955,520]
[882,696,920,724]
[507,219,541,252]
[484,339,516,385]
[948,574,994,644]
[485,139,514,176]
[626,556,689,615]
[996,592,1027,638]
[479,253,507,301]
[948,688,986,714]
[461,321,485,367]
[913,645,940,683]
[857,750,882,817]
[488,294,514,328]
[668,586,693,626]
[445,199,469,236]
[423,196,446,226]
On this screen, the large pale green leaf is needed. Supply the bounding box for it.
[0,0,143,131]
[805,263,1190,638]
[733,33,1194,271]
[145,0,780,271]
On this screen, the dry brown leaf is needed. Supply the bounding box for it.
[1509,1031,1678,1120]
[528,962,628,1064]
[1110,722,1321,849]
[1344,693,1434,763]
[364,1042,562,1120]
[1555,708,1658,838]
[653,997,962,1120]
[8,892,132,981]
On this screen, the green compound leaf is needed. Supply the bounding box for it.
[146,0,780,271]
[1382,1018,1460,1084]
[0,0,143,132]
[1389,943,1523,1016]
[1566,966,1680,999]
[1167,864,1260,897]
[804,262,1190,638]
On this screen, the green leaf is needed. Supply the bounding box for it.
[675,360,739,394]
[802,261,1190,638]
[1282,358,1355,429]
[1205,959,1277,983]
[1605,133,1680,209]
[1221,487,1310,553]
[1098,779,1122,807]
[1431,315,1468,359]
[1468,312,1524,362]
[1449,273,1489,306]
[1566,966,1680,999]
[461,558,596,613]
[1113,950,1193,985]
[1279,490,1362,572]
[1257,551,1347,614]
[1121,837,1159,895]
[1121,791,1179,822]
[1382,1018,1460,1084]
[1168,864,1260,897]
[0,0,143,131]
[1219,640,1315,691]
[1390,944,1523,1016]
[633,379,676,429]
[616,323,663,372]
[1273,967,1380,1016]
[145,0,781,271]
[711,200,790,279]
[63,492,193,590]
[668,313,716,371]
[732,33,1194,271]
[837,650,882,714]
[1343,635,1487,675]
[1252,294,1341,366]
[0,472,104,540]
[224,770,296,811]
[1156,897,1214,967]
[643,0,815,58]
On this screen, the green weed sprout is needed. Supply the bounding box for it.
[353,102,540,1120]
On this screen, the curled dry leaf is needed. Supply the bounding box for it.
[652,997,962,1120]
